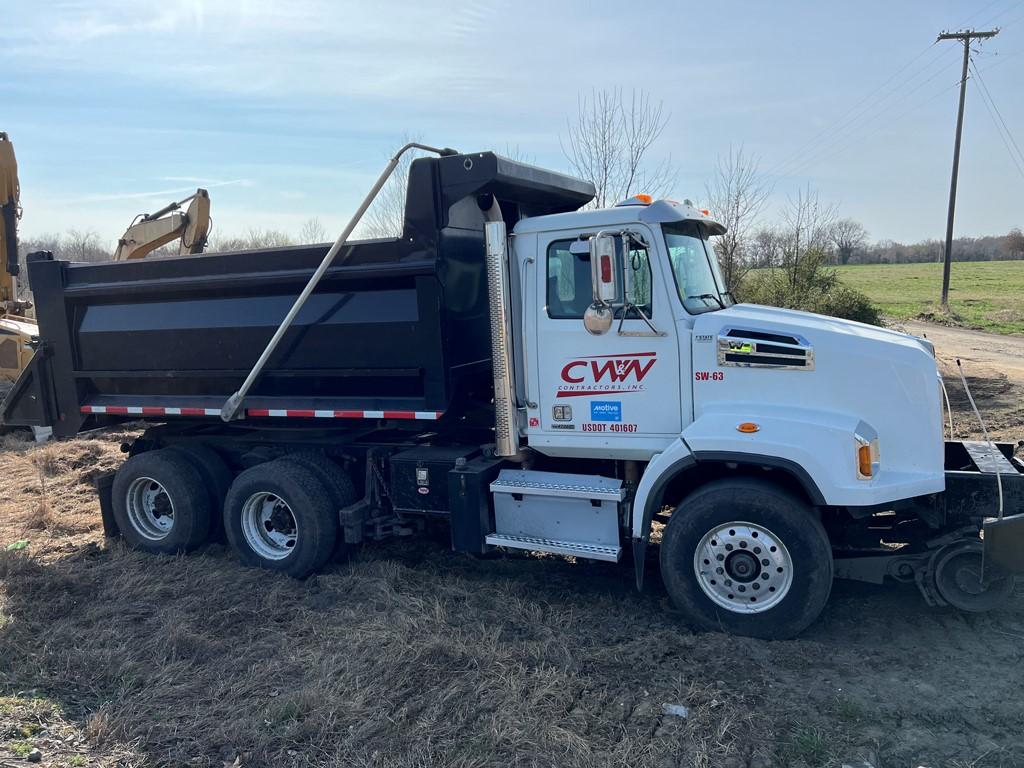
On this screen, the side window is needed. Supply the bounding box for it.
[625,243,653,318]
[546,240,591,318]
[546,237,654,319]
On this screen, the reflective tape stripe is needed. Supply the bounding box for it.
[81,405,443,420]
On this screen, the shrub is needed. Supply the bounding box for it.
[739,269,881,325]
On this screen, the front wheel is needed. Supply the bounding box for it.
[659,478,833,639]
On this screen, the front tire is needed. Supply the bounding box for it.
[224,460,338,578]
[659,478,833,639]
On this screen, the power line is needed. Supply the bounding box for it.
[763,42,942,177]
[768,45,961,179]
[969,58,1024,178]
[789,80,963,178]
[972,74,1024,180]
[773,49,961,179]
[977,1,1024,30]
[956,0,1013,28]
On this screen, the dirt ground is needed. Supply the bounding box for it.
[0,322,1021,768]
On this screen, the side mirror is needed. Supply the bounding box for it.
[590,234,618,304]
[584,234,619,335]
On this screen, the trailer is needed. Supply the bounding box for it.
[4,143,1023,639]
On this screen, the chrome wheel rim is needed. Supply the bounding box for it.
[241,492,298,561]
[693,521,793,613]
[125,476,175,541]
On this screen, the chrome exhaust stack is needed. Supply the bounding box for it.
[484,220,520,458]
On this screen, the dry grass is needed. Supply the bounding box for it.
[0,423,1021,767]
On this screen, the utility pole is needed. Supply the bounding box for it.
[937,28,998,309]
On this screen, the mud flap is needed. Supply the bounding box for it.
[95,471,120,538]
[983,513,1024,575]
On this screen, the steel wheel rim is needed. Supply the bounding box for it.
[125,476,175,541]
[693,521,793,613]
[241,491,298,561]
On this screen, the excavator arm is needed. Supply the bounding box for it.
[113,188,211,260]
[0,132,38,388]
[1,132,22,304]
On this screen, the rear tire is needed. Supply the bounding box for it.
[278,452,358,559]
[112,449,213,554]
[659,478,833,639]
[165,443,233,541]
[224,460,338,578]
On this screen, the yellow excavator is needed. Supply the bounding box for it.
[0,133,37,386]
[113,188,211,261]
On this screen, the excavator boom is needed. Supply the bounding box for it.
[114,188,211,260]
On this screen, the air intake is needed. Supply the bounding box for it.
[717,329,813,370]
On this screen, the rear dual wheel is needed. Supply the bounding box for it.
[112,449,213,553]
[223,459,339,578]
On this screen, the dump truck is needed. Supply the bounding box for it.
[3,143,1023,639]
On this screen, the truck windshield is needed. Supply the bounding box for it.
[663,221,729,314]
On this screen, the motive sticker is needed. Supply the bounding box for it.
[590,401,622,422]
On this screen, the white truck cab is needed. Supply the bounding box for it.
[484,192,1019,637]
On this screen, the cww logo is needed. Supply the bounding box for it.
[557,352,656,398]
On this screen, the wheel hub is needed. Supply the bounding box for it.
[125,476,175,541]
[726,550,760,582]
[241,492,298,561]
[693,522,793,614]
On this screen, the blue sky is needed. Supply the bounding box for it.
[3,0,1023,247]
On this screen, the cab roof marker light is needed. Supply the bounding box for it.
[614,194,654,207]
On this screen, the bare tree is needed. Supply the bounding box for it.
[299,217,328,244]
[829,218,869,265]
[503,144,535,164]
[778,186,837,295]
[749,227,785,270]
[211,228,294,252]
[1005,227,1024,258]
[562,89,674,209]
[65,228,106,262]
[359,134,422,240]
[704,146,770,290]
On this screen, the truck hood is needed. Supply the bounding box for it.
[687,303,945,503]
[709,303,933,356]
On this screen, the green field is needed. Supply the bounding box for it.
[835,260,1024,335]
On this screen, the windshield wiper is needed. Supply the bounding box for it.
[687,293,725,309]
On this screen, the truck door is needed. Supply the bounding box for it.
[527,227,687,458]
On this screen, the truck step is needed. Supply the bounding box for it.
[484,533,622,562]
[490,469,625,501]
[488,470,623,560]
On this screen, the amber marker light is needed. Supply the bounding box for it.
[737,422,759,433]
[858,444,874,478]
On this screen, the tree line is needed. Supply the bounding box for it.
[14,88,1021,322]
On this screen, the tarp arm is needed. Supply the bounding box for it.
[220,142,458,422]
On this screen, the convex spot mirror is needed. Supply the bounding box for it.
[583,234,619,335]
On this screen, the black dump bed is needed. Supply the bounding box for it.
[3,152,594,437]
